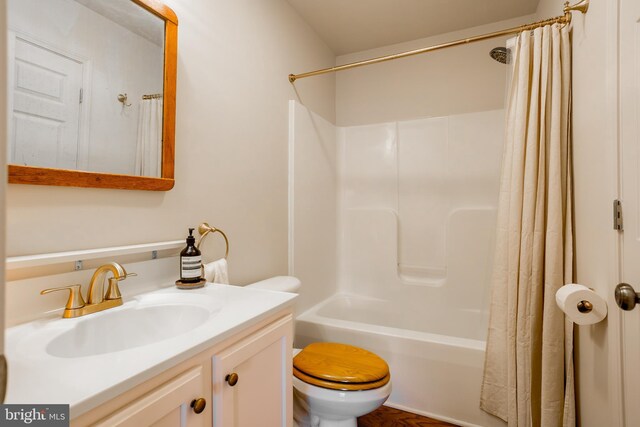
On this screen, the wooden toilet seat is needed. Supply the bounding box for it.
[293,342,390,391]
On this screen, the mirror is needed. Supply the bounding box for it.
[6,0,177,191]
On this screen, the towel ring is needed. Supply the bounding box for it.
[196,222,229,259]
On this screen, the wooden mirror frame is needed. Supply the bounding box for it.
[8,0,177,191]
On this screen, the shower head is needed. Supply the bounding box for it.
[489,47,508,64]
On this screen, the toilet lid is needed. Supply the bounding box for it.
[293,342,390,391]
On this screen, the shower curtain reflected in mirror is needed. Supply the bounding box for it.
[480,24,574,427]
[135,97,163,177]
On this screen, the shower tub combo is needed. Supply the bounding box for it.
[294,208,505,427]
[290,102,507,427]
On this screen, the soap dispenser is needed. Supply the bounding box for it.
[179,228,203,284]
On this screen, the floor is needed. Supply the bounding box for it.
[357,406,458,427]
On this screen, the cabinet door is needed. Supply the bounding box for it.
[212,315,293,427]
[94,365,211,427]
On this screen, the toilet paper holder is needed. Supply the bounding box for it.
[576,285,597,313]
[556,284,607,325]
[576,300,593,313]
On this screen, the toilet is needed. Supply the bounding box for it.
[247,276,392,427]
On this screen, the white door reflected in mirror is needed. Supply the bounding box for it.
[9,35,85,170]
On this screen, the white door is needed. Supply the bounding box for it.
[619,0,640,424]
[8,34,83,169]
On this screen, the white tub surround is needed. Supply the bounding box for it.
[5,284,296,419]
[288,100,339,314]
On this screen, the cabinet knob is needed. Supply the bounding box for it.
[226,372,239,386]
[190,398,206,414]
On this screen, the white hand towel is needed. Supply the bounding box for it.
[203,258,229,284]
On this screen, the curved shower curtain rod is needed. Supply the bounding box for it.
[288,0,589,83]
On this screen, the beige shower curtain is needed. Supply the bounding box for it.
[480,24,574,426]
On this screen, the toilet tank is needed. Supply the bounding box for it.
[245,276,301,293]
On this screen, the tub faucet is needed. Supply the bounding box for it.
[40,262,136,319]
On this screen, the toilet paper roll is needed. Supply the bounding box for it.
[555,284,607,325]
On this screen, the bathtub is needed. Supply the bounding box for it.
[294,293,506,427]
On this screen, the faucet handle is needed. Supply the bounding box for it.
[105,272,136,300]
[40,284,86,310]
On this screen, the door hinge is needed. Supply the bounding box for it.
[79,88,83,104]
[614,199,623,231]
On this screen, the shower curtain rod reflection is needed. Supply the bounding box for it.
[288,0,589,83]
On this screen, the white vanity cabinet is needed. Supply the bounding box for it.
[93,365,211,427]
[212,314,292,426]
[72,311,293,427]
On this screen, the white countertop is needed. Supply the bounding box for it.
[4,284,297,418]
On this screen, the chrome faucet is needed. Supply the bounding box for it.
[40,262,136,318]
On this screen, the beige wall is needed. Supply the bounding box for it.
[5,0,335,285]
[535,0,623,426]
[335,14,534,126]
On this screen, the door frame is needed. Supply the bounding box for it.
[0,0,7,404]
[572,0,624,424]
[614,0,640,424]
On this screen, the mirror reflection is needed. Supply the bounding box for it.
[7,0,165,177]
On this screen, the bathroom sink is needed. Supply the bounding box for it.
[4,283,297,415]
[47,297,218,358]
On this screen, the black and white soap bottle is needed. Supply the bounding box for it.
[180,228,202,283]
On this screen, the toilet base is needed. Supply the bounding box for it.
[293,381,390,427]
[294,402,357,427]
[294,416,358,427]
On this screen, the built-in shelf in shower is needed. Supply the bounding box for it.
[398,264,447,286]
